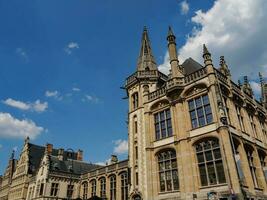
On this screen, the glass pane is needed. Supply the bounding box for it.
[202,95,209,105]
[199,116,206,126]
[167,119,172,128]
[213,149,221,159]
[159,162,164,171]
[211,139,219,148]
[195,97,202,108]
[205,151,213,161]
[166,109,171,119]
[160,181,165,192]
[207,162,217,185]
[190,110,196,119]
[167,127,172,136]
[171,160,177,168]
[154,114,159,123]
[162,128,167,138]
[192,119,198,128]
[204,105,212,114]
[196,144,203,152]
[160,112,165,121]
[216,161,226,183]
[189,100,195,110]
[197,153,204,163]
[172,170,179,190]
[197,108,204,117]
[204,141,211,150]
[206,114,213,124]
[170,151,176,158]
[161,121,166,129]
[165,161,171,169]
[199,164,208,186]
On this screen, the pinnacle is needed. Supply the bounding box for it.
[203,44,210,56]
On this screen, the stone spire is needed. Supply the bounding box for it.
[219,56,231,77]
[242,76,253,96]
[137,26,157,71]
[202,44,213,68]
[167,26,183,78]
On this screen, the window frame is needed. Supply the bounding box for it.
[154,108,173,141]
[188,94,213,129]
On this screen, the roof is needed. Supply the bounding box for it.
[181,57,203,75]
[49,156,100,175]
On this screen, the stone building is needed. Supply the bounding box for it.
[1,27,267,200]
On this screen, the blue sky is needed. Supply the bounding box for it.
[0,0,267,173]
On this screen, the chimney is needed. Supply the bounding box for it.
[46,143,53,155]
[110,155,118,164]
[77,149,83,161]
[58,148,64,161]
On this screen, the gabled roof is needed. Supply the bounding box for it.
[181,57,203,75]
[49,156,100,175]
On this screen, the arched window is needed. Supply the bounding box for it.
[82,182,88,200]
[121,172,128,200]
[245,145,259,187]
[258,150,267,181]
[110,175,116,200]
[90,180,96,197]
[100,177,106,198]
[132,93,139,110]
[195,138,226,186]
[157,149,179,192]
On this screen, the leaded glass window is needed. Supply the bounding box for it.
[188,94,213,129]
[157,150,179,192]
[110,175,116,200]
[154,109,172,140]
[100,177,106,198]
[195,138,226,186]
[121,172,128,200]
[91,180,96,197]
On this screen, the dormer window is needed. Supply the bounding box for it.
[132,92,139,110]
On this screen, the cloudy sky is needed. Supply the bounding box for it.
[0,0,266,173]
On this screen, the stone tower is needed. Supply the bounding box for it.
[125,27,168,200]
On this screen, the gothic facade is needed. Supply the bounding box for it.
[1,27,267,200]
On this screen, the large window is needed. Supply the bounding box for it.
[132,93,139,110]
[154,108,172,140]
[100,177,106,198]
[50,183,59,197]
[110,175,116,200]
[249,114,257,137]
[121,172,128,200]
[91,180,96,197]
[258,150,267,181]
[245,147,259,188]
[67,184,74,198]
[82,182,88,200]
[195,138,226,186]
[157,150,179,192]
[235,105,245,132]
[188,94,213,129]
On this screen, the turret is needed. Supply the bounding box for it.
[167,26,183,78]
[202,44,214,72]
[259,72,267,108]
[219,56,231,77]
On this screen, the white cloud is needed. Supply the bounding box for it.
[64,42,79,55]
[250,81,262,96]
[83,95,99,103]
[3,98,30,110]
[32,100,48,112]
[72,87,81,92]
[45,90,62,100]
[3,98,48,113]
[113,139,128,155]
[180,0,189,15]
[159,0,267,81]
[16,48,28,61]
[158,52,170,75]
[0,112,44,139]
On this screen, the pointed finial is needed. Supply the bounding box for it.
[244,76,248,84]
[24,136,30,144]
[168,26,174,37]
[143,26,147,32]
[259,72,263,84]
[220,56,225,66]
[10,150,15,160]
[203,44,211,57]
